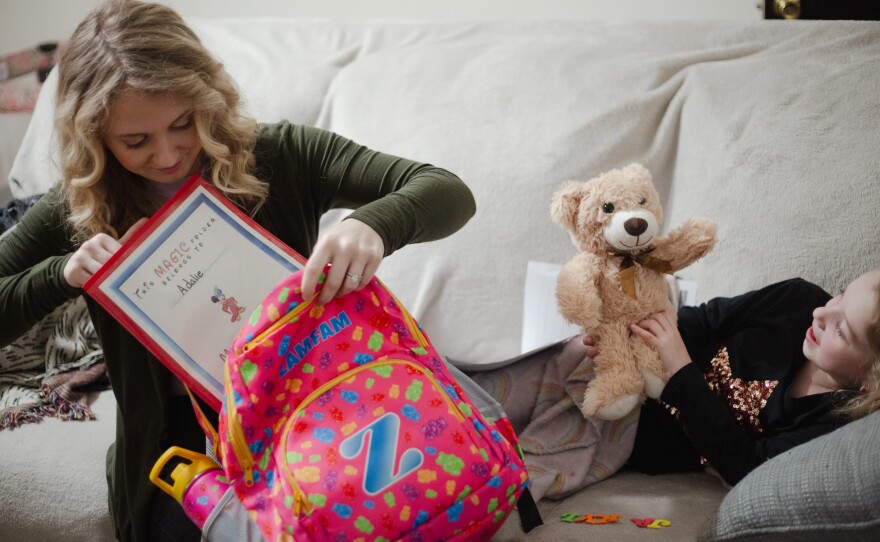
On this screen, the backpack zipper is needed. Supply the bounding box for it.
[383,286,429,349]
[238,295,315,355]
[238,280,428,355]
[224,361,255,486]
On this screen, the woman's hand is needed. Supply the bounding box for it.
[630,311,692,376]
[63,218,148,288]
[301,218,384,305]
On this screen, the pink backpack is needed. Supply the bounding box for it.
[216,270,532,540]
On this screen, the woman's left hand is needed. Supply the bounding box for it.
[301,218,385,305]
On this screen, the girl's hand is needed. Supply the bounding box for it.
[581,333,600,359]
[630,311,692,376]
[63,218,148,288]
[301,218,384,305]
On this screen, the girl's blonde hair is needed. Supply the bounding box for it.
[839,276,880,419]
[55,0,268,242]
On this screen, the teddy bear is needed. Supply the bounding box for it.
[551,163,717,420]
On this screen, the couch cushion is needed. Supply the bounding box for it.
[494,470,728,541]
[0,389,117,541]
[700,411,880,542]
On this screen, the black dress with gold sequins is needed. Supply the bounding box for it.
[626,278,852,485]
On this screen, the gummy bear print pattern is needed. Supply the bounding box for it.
[182,469,230,530]
[221,275,528,541]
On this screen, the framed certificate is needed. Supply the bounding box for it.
[84,175,305,410]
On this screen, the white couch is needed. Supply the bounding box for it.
[2,17,879,542]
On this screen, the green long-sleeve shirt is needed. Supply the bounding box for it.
[0,122,475,541]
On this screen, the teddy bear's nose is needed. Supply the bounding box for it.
[624,217,648,236]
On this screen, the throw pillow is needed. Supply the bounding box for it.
[700,410,880,541]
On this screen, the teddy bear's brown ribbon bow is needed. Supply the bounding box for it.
[610,251,673,300]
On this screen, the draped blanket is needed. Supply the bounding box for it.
[0,293,107,430]
[0,195,108,430]
[465,336,639,502]
[0,206,108,431]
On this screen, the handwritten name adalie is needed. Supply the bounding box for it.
[131,268,204,300]
[177,271,204,295]
[278,311,352,377]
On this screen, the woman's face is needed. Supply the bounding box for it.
[803,269,880,390]
[102,88,202,184]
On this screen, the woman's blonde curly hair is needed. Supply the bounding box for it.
[55,0,268,242]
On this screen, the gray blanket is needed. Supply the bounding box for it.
[464,336,639,502]
[0,295,106,429]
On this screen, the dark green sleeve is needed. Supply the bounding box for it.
[255,122,476,256]
[0,185,81,346]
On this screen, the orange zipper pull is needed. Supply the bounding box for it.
[294,491,312,515]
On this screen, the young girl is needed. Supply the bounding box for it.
[468,269,880,502]
[0,1,475,540]
[624,269,880,485]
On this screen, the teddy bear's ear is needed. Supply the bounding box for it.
[622,163,653,187]
[551,180,584,230]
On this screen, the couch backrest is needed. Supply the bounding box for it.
[11,19,880,365]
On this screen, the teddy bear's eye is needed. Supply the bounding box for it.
[602,203,614,214]
[639,197,647,205]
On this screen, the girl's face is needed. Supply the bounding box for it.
[102,88,202,184]
[803,269,880,390]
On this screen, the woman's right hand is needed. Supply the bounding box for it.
[63,218,148,288]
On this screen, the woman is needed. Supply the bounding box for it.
[0,1,475,540]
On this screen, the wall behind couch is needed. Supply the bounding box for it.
[2,0,760,53]
[0,0,760,190]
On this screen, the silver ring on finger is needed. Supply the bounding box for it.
[346,272,363,284]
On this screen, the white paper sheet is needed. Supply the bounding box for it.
[520,261,582,354]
